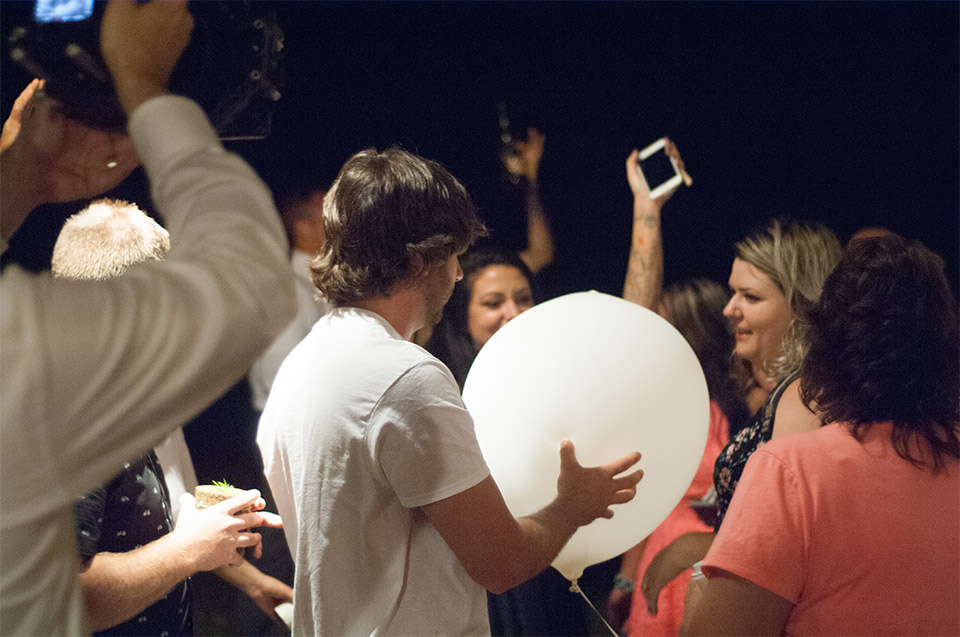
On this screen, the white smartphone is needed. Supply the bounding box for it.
[637,137,683,199]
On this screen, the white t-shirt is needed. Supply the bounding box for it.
[152,427,198,520]
[258,307,491,636]
[0,96,295,635]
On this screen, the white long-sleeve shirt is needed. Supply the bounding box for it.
[249,248,330,412]
[0,95,296,635]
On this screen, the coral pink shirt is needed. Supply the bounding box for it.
[629,401,730,636]
[704,422,960,636]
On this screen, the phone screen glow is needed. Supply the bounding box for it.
[34,0,94,23]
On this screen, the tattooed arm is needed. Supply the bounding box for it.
[622,139,687,309]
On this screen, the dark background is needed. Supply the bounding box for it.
[2,3,956,633]
[2,1,958,298]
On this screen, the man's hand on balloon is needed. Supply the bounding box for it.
[554,439,643,528]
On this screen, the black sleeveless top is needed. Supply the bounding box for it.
[712,370,800,531]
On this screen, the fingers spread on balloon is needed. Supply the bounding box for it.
[559,438,578,466]
[611,486,639,504]
[605,451,643,476]
[613,467,644,487]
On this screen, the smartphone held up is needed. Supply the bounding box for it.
[637,137,690,200]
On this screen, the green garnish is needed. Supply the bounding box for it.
[213,479,235,492]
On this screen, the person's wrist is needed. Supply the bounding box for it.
[538,497,580,537]
[613,573,636,593]
[158,529,201,577]
[111,76,168,116]
[634,198,662,218]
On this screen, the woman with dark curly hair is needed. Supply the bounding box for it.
[682,235,959,635]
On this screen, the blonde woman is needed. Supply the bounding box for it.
[635,219,842,626]
[682,236,958,635]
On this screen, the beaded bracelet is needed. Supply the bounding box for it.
[613,573,635,593]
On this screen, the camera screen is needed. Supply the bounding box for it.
[640,149,678,191]
[34,0,94,23]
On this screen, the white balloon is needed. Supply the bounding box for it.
[463,291,710,582]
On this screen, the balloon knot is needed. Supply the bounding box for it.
[568,579,581,594]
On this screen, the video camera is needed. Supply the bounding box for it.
[8,0,284,139]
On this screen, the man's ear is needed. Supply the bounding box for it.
[408,251,429,279]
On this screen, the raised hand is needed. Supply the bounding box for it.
[664,138,693,187]
[0,78,43,154]
[504,127,546,182]
[100,0,194,115]
[627,138,690,207]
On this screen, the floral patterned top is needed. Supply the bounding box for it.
[712,370,799,531]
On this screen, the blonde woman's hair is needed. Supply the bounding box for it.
[735,218,841,382]
[52,199,170,280]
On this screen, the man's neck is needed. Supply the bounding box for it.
[352,283,427,341]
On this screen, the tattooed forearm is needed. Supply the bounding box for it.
[635,213,659,228]
[623,212,663,309]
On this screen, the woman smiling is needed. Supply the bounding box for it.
[635,219,842,625]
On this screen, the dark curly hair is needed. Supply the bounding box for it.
[800,236,959,473]
[426,249,535,388]
[311,148,487,304]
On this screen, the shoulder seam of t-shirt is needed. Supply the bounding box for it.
[361,355,441,486]
[364,357,434,431]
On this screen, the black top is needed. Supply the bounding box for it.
[712,371,800,531]
[75,451,192,637]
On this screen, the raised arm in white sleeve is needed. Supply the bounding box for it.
[0,2,296,632]
[0,93,296,637]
